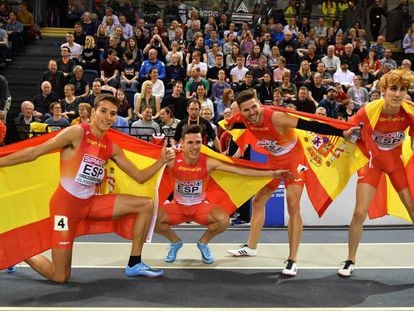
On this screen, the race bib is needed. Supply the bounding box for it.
[256,139,296,156]
[75,154,106,186]
[372,131,405,150]
[175,180,204,205]
[54,215,69,231]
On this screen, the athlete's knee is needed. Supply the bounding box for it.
[352,206,368,222]
[138,198,153,214]
[52,271,71,284]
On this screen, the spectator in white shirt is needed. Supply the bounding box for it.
[333,60,355,90]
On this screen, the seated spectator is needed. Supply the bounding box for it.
[272,88,285,106]
[119,51,139,91]
[305,72,327,104]
[14,100,41,141]
[100,48,120,88]
[321,45,340,75]
[139,48,166,82]
[359,62,376,91]
[84,78,102,105]
[80,11,97,36]
[125,37,143,63]
[185,66,209,99]
[318,86,340,118]
[340,98,357,119]
[278,30,298,65]
[161,80,188,120]
[165,40,184,66]
[143,32,169,63]
[340,43,360,74]
[211,69,231,106]
[68,65,90,99]
[347,75,369,109]
[268,45,281,71]
[294,60,312,88]
[230,55,249,89]
[165,52,186,90]
[61,83,80,123]
[17,2,41,42]
[200,107,217,149]
[369,89,381,101]
[70,102,91,125]
[207,43,222,69]
[216,88,234,120]
[159,107,180,137]
[186,49,208,78]
[195,84,214,120]
[246,44,262,70]
[380,48,397,70]
[44,102,70,131]
[273,56,290,83]
[41,59,66,98]
[61,32,83,61]
[314,62,334,86]
[333,60,355,90]
[103,35,124,60]
[291,86,317,113]
[256,72,276,104]
[80,35,99,71]
[369,35,386,59]
[4,11,23,53]
[115,88,133,122]
[353,38,368,62]
[131,107,161,141]
[226,44,241,70]
[134,80,161,119]
[362,49,381,76]
[57,46,76,82]
[33,81,59,120]
[315,106,328,116]
[207,53,227,86]
[277,72,297,102]
[118,14,133,41]
[236,71,255,94]
[251,54,272,84]
[73,21,86,46]
[147,67,165,99]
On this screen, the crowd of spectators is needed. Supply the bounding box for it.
[3,0,414,153]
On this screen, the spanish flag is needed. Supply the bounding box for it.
[0,129,272,269]
[350,99,414,222]
[220,106,368,216]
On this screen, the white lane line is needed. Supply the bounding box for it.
[73,242,414,246]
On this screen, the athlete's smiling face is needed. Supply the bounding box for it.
[92,100,118,134]
[182,132,202,164]
[239,98,262,125]
[383,84,408,109]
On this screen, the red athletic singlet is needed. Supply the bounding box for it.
[60,123,113,199]
[170,152,209,206]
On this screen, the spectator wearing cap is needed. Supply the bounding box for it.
[333,59,355,90]
[318,86,340,118]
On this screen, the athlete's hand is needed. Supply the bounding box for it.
[272,169,294,179]
[161,140,175,164]
[343,124,362,143]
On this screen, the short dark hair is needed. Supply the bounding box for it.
[182,124,203,138]
[187,98,201,109]
[237,88,257,106]
[94,93,120,109]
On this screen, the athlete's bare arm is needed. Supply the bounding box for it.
[0,125,81,168]
[111,143,175,184]
[206,157,293,179]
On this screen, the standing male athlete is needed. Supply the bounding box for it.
[227,88,358,276]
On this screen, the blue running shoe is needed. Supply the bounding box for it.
[197,241,214,264]
[165,240,183,263]
[6,266,16,273]
[125,262,164,278]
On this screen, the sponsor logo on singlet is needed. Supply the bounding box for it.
[75,154,106,186]
[372,130,405,150]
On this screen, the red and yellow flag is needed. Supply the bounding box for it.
[220,106,367,216]
[0,129,273,269]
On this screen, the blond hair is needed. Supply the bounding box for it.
[379,69,414,93]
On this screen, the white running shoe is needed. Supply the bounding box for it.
[282,259,297,276]
[338,260,355,277]
[227,244,258,257]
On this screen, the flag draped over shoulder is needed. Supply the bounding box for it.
[220,106,368,216]
[351,99,414,222]
[0,129,273,269]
